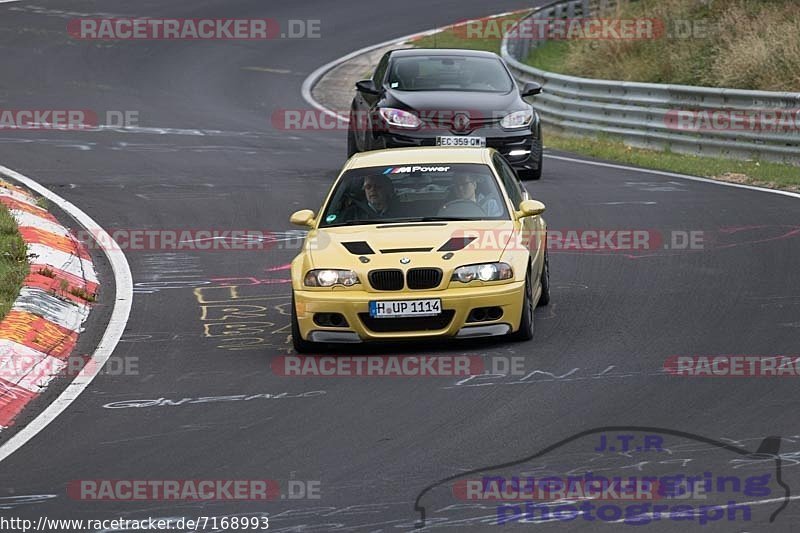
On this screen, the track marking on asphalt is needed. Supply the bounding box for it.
[302,31,800,203]
[0,494,58,510]
[242,66,293,74]
[102,391,326,409]
[0,164,133,464]
[547,155,800,199]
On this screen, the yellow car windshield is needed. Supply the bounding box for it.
[320,163,509,227]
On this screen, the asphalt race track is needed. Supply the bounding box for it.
[1,1,800,531]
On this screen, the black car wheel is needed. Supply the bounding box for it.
[518,142,543,180]
[510,269,534,341]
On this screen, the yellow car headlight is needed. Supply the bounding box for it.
[304,269,360,287]
[452,262,513,283]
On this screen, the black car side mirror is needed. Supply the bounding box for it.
[520,81,542,97]
[355,79,381,95]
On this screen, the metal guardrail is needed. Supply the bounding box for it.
[501,0,800,163]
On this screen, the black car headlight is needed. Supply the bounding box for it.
[378,107,422,129]
[452,263,513,283]
[500,110,533,129]
[304,269,360,287]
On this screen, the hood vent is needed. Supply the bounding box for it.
[380,247,433,254]
[341,241,375,255]
[438,236,477,252]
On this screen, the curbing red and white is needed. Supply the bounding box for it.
[0,180,99,429]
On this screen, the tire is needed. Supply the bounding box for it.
[291,292,317,354]
[518,140,543,180]
[518,166,541,181]
[346,127,358,158]
[537,250,550,307]
[510,271,534,341]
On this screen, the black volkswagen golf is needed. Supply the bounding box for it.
[348,48,543,180]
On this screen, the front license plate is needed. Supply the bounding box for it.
[436,136,486,147]
[369,299,442,318]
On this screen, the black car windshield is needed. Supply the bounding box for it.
[320,163,509,227]
[386,56,514,93]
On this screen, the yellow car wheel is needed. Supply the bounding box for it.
[510,270,534,341]
[537,250,550,307]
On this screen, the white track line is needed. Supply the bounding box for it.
[301,24,800,202]
[0,164,133,463]
[546,154,800,200]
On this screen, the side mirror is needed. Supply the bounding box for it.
[521,81,542,97]
[355,79,380,95]
[290,209,317,228]
[515,199,546,219]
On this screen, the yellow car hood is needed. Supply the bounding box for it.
[306,220,517,270]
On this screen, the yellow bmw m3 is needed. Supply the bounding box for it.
[289,147,549,353]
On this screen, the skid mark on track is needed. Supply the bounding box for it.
[624,180,688,192]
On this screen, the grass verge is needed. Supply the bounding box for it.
[544,128,800,191]
[521,0,800,91]
[0,201,29,321]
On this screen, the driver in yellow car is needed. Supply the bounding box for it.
[340,174,400,221]
[450,175,502,216]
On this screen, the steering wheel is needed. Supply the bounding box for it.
[344,191,370,210]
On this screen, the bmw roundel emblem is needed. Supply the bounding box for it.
[400,257,411,264]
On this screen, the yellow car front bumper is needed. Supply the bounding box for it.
[294,281,526,343]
